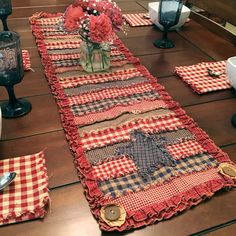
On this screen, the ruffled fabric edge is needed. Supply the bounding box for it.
[30,13,236,231]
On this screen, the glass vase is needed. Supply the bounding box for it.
[80,40,110,73]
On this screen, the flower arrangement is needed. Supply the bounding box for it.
[64,0,124,45]
[63,0,124,72]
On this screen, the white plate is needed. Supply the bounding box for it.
[148,1,190,31]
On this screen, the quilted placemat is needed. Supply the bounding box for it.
[30,12,236,232]
[0,151,49,225]
[175,61,231,94]
[123,13,153,27]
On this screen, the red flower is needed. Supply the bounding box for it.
[64,18,78,32]
[65,4,84,21]
[89,13,113,43]
[64,4,84,31]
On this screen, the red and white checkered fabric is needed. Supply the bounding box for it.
[60,68,142,89]
[92,156,137,181]
[74,99,167,126]
[0,151,49,225]
[81,114,184,150]
[68,82,154,106]
[167,140,206,159]
[22,49,31,71]
[175,61,231,94]
[123,13,153,27]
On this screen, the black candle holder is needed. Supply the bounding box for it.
[153,0,183,49]
[0,31,31,118]
[0,0,12,31]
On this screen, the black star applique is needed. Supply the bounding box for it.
[116,130,176,178]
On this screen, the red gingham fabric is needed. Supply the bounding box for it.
[0,151,49,225]
[45,41,82,50]
[59,68,142,88]
[22,50,31,71]
[112,168,222,212]
[74,99,167,125]
[92,156,137,181]
[167,140,206,159]
[175,61,231,94]
[123,13,153,27]
[68,82,154,106]
[81,114,184,150]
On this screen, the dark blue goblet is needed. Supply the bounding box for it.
[0,31,32,118]
[0,0,12,31]
[154,0,183,49]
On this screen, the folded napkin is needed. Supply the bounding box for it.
[123,13,153,27]
[175,61,231,94]
[0,151,49,225]
[22,49,32,71]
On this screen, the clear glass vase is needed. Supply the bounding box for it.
[80,40,110,73]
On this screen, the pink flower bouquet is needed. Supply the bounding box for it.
[63,0,124,72]
[64,0,124,44]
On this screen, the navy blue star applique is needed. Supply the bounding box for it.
[116,130,176,179]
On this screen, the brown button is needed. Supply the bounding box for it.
[103,205,120,221]
[222,166,236,177]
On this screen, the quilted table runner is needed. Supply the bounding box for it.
[0,151,49,225]
[30,13,236,231]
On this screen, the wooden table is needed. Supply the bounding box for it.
[0,1,236,235]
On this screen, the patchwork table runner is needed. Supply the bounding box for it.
[30,12,236,231]
[123,13,153,27]
[175,61,231,94]
[0,151,49,225]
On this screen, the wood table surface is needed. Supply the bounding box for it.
[0,0,235,235]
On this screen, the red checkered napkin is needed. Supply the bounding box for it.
[22,49,32,71]
[123,13,153,27]
[175,61,231,94]
[0,151,49,225]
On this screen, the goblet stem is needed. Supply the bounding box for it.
[162,29,168,40]
[153,27,174,49]
[1,84,32,118]
[1,18,9,31]
[6,85,17,105]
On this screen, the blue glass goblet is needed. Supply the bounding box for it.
[0,0,12,31]
[0,31,32,118]
[154,0,183,49]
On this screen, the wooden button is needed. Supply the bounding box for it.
[222,166,236,177]
[103,205,120,221]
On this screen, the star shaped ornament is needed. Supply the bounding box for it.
[116,130,176,178]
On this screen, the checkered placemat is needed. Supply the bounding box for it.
[0,151,49,225]
[175,61,231,94]
[22,49,32,71]
[123,13,153,27]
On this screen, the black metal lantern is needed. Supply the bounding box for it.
[154,0,183,49]
[0,0,12,31]
[0,31,31,118]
